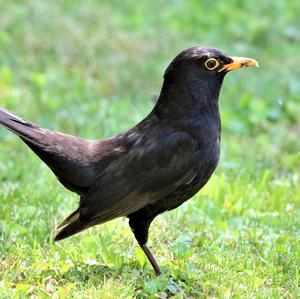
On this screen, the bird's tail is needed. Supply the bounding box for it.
[0,107,93,194]
[0,107,44,146]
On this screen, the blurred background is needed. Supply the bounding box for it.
[0,0,299,297]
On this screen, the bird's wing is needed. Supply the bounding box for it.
[55,130,197,240]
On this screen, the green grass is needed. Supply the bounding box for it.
[0,0,299,297]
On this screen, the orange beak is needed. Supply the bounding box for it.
[219,56,259,72]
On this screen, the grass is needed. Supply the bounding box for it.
[0,0,299,297]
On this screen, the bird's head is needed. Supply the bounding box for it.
[157,46,258,118]
[164,46,258,82]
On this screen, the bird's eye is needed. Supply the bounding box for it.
[204,58,219,71]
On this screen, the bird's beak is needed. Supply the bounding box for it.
[219,57,259,72]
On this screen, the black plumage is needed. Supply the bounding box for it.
[0,46,258,275]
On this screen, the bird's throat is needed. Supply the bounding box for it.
[153,77,223,121]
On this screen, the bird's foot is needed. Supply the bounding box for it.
[139,243,163,276]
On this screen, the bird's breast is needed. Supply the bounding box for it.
[182,116,221,186]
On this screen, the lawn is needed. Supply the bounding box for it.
[0,0,299,298]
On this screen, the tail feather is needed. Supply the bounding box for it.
[0,107,95,194]
[0,108,43,145]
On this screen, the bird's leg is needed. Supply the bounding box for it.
[129,216,163,275]
[139,242,163,276]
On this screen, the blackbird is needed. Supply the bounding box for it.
[0,46,258,275]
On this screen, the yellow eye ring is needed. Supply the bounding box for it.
[205,58,219,70]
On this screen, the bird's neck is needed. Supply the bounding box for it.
[153,78,223,122]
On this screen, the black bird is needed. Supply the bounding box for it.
[0,46,258,275]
